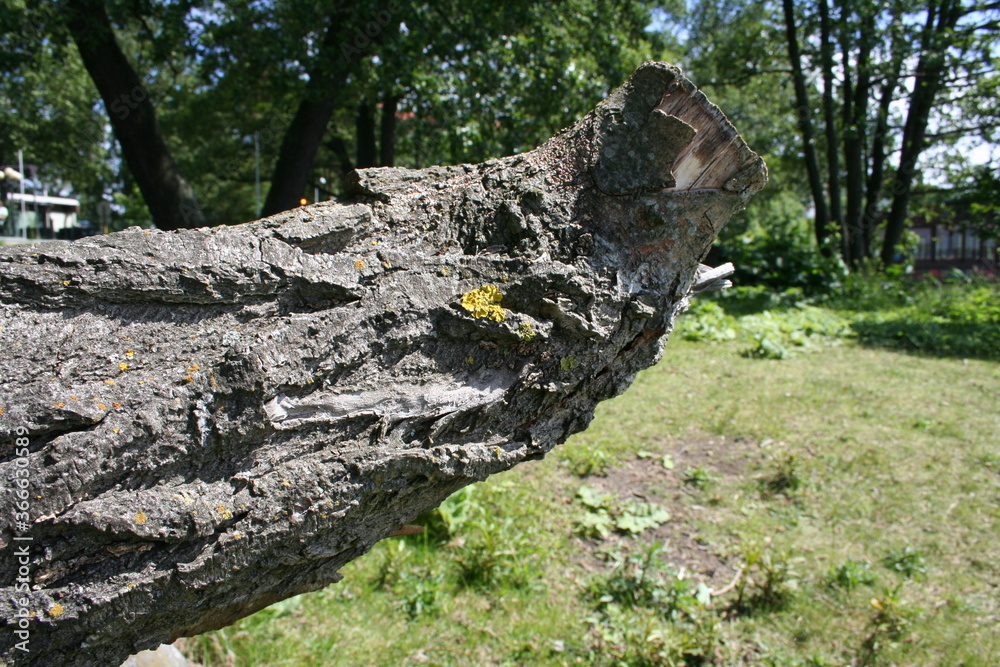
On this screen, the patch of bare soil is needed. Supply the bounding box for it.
[576,436,761,589]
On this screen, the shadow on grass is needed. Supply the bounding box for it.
[710,290,811,317]
[851,318,1000,361]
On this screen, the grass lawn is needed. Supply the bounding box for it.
[183,334,999,666]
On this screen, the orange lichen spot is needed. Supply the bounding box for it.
[354,259,365,271]
[187,364,201,373]
[118,363,129,372]
[134,511,147,524]
[282,479,292,487]
[460,285,505,322]
[95,403,107,411]
[54,402,65,409]
[0,406,4,416]
[183,375,195,384]
[69,395,78,401]
[48,604,64,618]
[125,350,135,358]
[113,402,121,410]
[104,380,116,385]
[217,504,232,520]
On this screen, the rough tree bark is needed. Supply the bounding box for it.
[0,63,766,666]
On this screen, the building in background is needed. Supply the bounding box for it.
[0,162,96,241]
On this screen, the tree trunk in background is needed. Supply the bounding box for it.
[842,2,872,265]
[262,8,353,217]
[261,91,339,215]
[63,0,206,230]
[881,0,964,266]
[355,101,378,169]
[819,0,844,256]
[782,0,830,251]
[864,57,901,259]
[0,63,765,667]
[380,93,399,167]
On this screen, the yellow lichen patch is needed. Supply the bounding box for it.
[95,403,107,411]
[118,363,129,372]
[125,350,135,358]
[134,510,147,524]
[113,402,122,410]
[183,375,195,384]
[112,428,120,434]
[70,396,78,401]
[216,504,232,520]
[186,364,200,373]
[517,321,536,342]
[282,479,292,487]
[460,285,505,322]
[354,259,365,271]
[62,280,70,287]
[54,402,65,409]
[48,604,64,618]
[104,380,116,385]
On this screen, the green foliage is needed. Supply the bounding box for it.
[415,484,542,591]
[415,485,478,543]
[586,543,708,615]
[881,546,927,580]
[826,559,878,592]
[678,291,853,360]
[679,275,1000,361]
[860,584,924,666]
[731,542,797,614]
[562,446,613,477]
[716,223,848,295]
[397,570,445,618]
[682,465,715,489]
[584,542,719,665]
[452,514,540,590]
[574,485,671,539]
[834,272,1000,360]
[757,453,804,497]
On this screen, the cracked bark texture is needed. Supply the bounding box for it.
[0,62,766,666]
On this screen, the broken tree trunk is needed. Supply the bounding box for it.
[0,62,766,666]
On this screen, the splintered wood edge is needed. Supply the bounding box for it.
[656,76,765,194]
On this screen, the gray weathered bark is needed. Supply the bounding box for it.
[0,62,765,666]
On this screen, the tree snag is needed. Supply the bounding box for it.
[0,62,766,666]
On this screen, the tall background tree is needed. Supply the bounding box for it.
[664,0,999,271]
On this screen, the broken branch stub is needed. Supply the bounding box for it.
[0,62,766,666]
